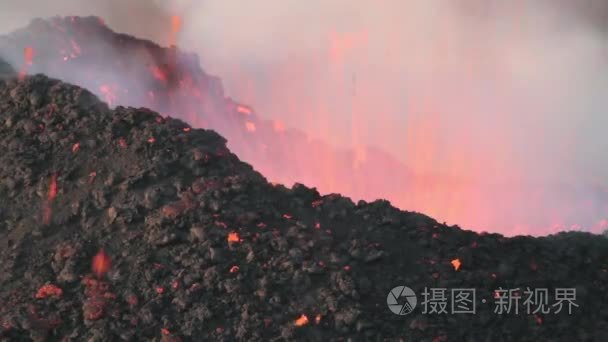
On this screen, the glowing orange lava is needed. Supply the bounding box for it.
[294,314,309,327]
[451,259,462,271]
[92,249,111,279]
[150,66,169,82]
[168,15,182,47]
[18,46,34,79]
[171,16,182,34]
[227,232,241,243]
[236,105,252,116]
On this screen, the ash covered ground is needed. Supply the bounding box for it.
[0,17,608,342]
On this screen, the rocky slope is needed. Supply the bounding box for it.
[0,16,417,223]
[0,72,607,341]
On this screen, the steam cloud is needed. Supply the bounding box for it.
[1,1,607,235]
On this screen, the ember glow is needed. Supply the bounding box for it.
[47,174,57,201]
[236,105,252,116]
[150,65,169,82]
[169,15,182,45]
[35,284,63,299]
[91,249,111,279]
[42,173,58,224]
[294,314,309,327]
[227,232,241,243]
[18,46,34,79]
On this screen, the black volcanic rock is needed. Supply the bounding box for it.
[0,75,608,341]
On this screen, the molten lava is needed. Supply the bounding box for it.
[451,259,462,271]
[227,232,241,243]
[23,47,34,65]
[294,314,309,327]
[18,46,34,79]
[236,105,252,116]
[168,15,182,47]
[150,65,169,82]
[92,249,111,279]
[171,16,182,35]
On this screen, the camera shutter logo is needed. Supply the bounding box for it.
[387,286,417,315]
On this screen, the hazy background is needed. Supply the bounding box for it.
[1,0,607,235]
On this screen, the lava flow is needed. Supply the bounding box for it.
[18,47,34,80]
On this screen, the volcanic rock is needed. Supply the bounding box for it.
[0,75,607,341]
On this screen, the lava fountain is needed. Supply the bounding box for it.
[1,1,607,236]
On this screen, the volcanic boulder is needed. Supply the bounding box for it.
[0,75,607,341]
